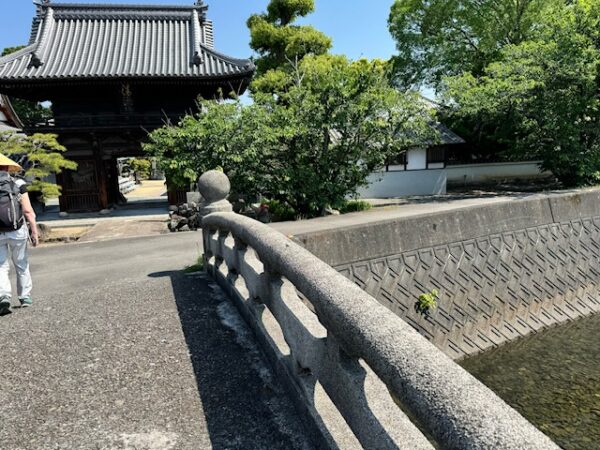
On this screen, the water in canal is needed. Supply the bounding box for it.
[461,313,600,450]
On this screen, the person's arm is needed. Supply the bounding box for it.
[20,193,38,247]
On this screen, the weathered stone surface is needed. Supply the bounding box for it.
[198,170,233,217]
[186,191,202,204]
[295,189,600,359]
[296,195,555,267]
[198,170,230,203]
[203,211,558,450]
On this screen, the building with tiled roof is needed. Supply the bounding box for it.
[0,1,255,212]
[0,1,254,89]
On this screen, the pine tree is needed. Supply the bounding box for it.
[0,132,77,201]
[247,0,332,93]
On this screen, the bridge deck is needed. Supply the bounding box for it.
[0,233,312,450]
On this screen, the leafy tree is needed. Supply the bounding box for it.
[259,55,436,216]
[145,55,436,217]
[130,158,151,180]
[9,99,52,128]
[1,46,52,127]
[388,0,558,89]
[144,100,273,197]
[0,132,77,201]
[247,0,332,93]
[1,46,25,57]
[442,1,600,186]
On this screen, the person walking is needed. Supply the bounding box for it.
[0,155,38,315]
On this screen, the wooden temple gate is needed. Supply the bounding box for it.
[0,1,254,212]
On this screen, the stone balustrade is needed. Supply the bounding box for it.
[199,170,558,450]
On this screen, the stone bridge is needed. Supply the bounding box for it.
[200,170,563,450]
[6,169,597,449]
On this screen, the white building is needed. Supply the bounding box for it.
[358,123,464,197]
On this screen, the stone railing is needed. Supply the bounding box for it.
[199,171,558,450]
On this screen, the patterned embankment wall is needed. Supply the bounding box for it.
[294,190,600,360]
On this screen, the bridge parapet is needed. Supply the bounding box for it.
[200,171,558,450]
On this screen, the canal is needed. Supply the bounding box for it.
[461,313,600,450]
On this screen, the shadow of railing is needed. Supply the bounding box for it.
[147,269,313,450]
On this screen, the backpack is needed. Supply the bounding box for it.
[0,172,24,232]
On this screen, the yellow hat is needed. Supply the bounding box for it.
[0,154,22,173]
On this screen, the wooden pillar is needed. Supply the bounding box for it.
[56,170,66,212]
[105,157,122,205]
[92,134,109,210]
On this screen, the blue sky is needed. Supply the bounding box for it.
[0,0,399,62]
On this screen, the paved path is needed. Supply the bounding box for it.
[126,180,167,198]
[0,233,313,450]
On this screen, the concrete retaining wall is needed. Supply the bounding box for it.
[295,189,600,359]
[358,169,447,198]
[447,161,550,186]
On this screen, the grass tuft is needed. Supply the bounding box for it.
[183,256,204,273]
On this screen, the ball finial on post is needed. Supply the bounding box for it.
[198,170,233,218]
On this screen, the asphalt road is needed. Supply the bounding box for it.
[32,232,205,293]
[0,233,313,450]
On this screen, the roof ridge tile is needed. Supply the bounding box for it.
[37,2,207,12]
[0,44,37,65]
[0,2,254,82]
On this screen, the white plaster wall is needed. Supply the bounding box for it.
[358,169,447,198]
[447,161,549,185]
[407,148,427,170]
[387,164,406,171]
[427,162,445,170]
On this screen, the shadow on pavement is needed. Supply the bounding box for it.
[147,269,313,450]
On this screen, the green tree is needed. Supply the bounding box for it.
[9,99,52,128]
[388,0,558,89]
[130,158,151,180]
[1,46,53,127]
[247,0,332,93]
[443,1,600,186]
[144,99,273,197]
[146,55,436,217]
[259,55,436,216]
[0,132,77,201]
[1,46,26,57]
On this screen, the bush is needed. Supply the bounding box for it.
[145,56,436,219]
[261,198,372,221]
[338,200,372,214]
[263,199,297,222]
[131,158,151,180]
[415,289,440,316]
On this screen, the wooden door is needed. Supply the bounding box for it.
[58,159,101,212]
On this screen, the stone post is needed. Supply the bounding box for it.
[198,170,233,220]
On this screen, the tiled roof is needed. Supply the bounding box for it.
[0,95,23,131]
[0,1,254,82]
[419,96,465,145]
[433,123,465,145]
